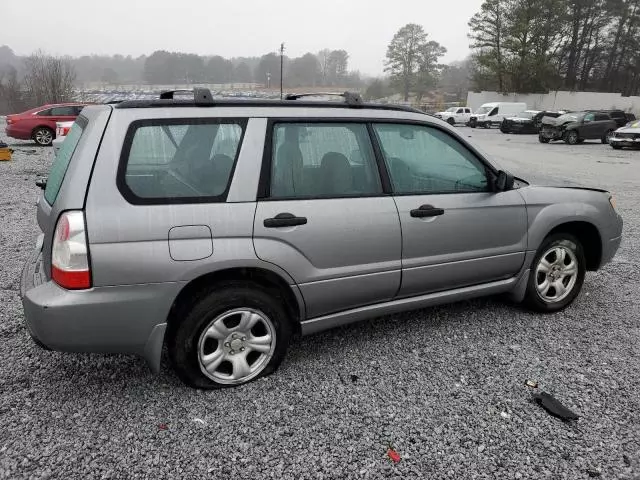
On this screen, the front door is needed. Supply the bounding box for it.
[253,121,402,318]
[372,123,528,298]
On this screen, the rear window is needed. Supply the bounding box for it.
[118,119,245,204]
[44,118,85,205]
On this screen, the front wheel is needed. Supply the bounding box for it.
[168,282,292,389]
[564,130,579,145]
[33,127,54,146]
[538,134,550,143]
[611,144,622,150]
[602,129,614,144]
[447,117,455,126]
[469,118,477,128]
[524,234,586,312]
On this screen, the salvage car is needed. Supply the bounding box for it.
[609,120,640,149]
[539,111,617,145]
[20,89,622,389]
[433,106,472,125]
[500,110,541,134]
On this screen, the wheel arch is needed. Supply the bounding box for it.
[542,221,603,271]
[165,266,305,340]
[31,125,56,139]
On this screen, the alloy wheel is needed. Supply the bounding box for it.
[197,308,276,385]
[34,129,53,146]
[534,246,579,303]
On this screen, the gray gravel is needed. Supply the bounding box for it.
[1,122,639,479]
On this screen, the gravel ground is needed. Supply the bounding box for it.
[1,120,639,480]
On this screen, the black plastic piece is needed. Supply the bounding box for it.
[410,205,445,218]
[35,178,47,190]
[159,88,214,105]
[533,392,579,421]
[284,91,363,107]
[264,213,308,228]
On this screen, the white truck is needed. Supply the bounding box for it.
[433,106,473,125]
[469,102,528,128]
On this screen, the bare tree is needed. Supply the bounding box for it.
[0,65,24,114]
[317,49,332,86]
[23,50,76,106]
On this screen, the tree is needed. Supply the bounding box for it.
[206,55,233,84]
[23,51,76,106]
[468,0,508,91]
[385,24,447,101]
[288,53,321,87]
[364,78,392,100]
[0,64,24,114]
[255,53,282,88]
[233,61,253,83]
[101,67,119,85]
[317,49,332,86]
[328,50,349,85]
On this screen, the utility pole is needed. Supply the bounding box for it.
[280,43,285,99]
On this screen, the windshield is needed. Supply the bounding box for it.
[475,106,493,114]
[515,111,535,119]
[445,107,457,112]
[556,113,583,123]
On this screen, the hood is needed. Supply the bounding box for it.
[541,116,577,127]
[615,122,640,133]
[508,116,534,122]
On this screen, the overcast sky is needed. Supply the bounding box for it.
[2,0,483,75]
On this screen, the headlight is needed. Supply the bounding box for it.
[609,195,617,211]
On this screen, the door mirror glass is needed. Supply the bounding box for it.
[495,170,514,192]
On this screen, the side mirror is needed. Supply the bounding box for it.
[495,170,514,192]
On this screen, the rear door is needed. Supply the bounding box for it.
[253,121,402,318]
[372,122,527,297]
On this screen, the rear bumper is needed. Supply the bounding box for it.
[5,125,30,140]
[20,246,183,371]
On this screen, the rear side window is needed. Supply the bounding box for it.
[118,119,245,204]
[44,119,85,205]
[595,114,610,121]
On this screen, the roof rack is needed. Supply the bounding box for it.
[284,91,363,107]
[159,88,214,105]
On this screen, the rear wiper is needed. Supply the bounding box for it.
[35,178,47,190]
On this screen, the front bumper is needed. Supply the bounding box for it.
[20,245,183,370]
[610,136,640,147]
[540,127,564,140]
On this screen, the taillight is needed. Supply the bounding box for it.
[7,118,14,125]
[51,211,91,289]
[62,126,70,136]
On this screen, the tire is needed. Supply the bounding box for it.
[524,234,586,312]
[469,118,477,128]
[602,129,614,144]
[564,130,579,145]
[447,117,455,126]
[538,134,550,143]
[168,282,292,389]
[33,127,54,146]
[611,144,622,150]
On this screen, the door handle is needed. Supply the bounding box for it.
[410,205,445,218]
[264,212,308,228]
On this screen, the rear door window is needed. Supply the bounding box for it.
[119,119,245,203]
[44,118,86,204]
[50,106,77,116]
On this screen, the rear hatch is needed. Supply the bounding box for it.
[33,105,112,281]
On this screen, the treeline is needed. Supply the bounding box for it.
[0,45,363,88]
[469,0,640,95]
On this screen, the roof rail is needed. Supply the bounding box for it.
[284,91,363,107]
[159,88,214,106]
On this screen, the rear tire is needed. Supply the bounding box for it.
[168,282,292,389]
[538,134,550,143]
[524,234,586,312]
[602,129,614,144]
[33,127,54,146]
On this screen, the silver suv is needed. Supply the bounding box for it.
[20,90,623,389]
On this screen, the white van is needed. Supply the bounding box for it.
[469,102,528,128]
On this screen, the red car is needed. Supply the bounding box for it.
[5,103,87,146]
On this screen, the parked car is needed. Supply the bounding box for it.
[20,89,622,389]
[539,111,617,144]
[52,121,75,157]
[586,109,630,129]
[469,102,528,128]
[609,120,640,149]
[533,110,570,130]
[433,106,473,125]
[5,103,86,146]
[499,110,541,134]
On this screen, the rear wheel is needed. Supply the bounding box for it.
[564,130,579,145]
[168,282,292,389]
[611,144,622,150]
[602,129,614,144]
[33,127,54,146]
[524,234,585,312]
[538,134,550,143]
